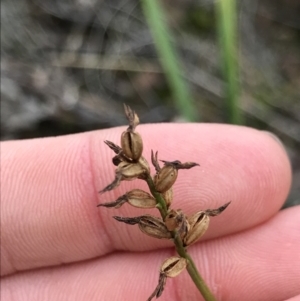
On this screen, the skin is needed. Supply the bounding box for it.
[1,123,300,301]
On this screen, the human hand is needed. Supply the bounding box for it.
[1,124,299,301]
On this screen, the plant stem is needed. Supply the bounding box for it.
[145,175,217,301]
[145,176,168,218]
[141,0,197,121]
[216,0,241,124]
[185,253,217,301]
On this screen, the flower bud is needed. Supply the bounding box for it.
[126,189,156,208]
[162,188,173,207]
[164,209,183,231]
[138,156,150,174]
[165,209,189,240]
[138,215,172,239]
[97,189,156,209]
[148,256,188,301]
[183,211,210,247]
[99,161,148,193]
[154,165,178,193]
[160,256,188,278]
[113,215,172,239]
[117,162,146,180]
[153,160,199,193]
[121,130,143,161]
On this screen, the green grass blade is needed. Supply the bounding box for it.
[142,0,197,121]
[216,0,242,124]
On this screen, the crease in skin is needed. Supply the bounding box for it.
[61,134,115,260]
[89,133,126,255]
[1,244,18,276]
[87,133,116,254]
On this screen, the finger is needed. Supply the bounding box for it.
[285,296,300,301]
[1,124,291,276]
[2,207,299,301]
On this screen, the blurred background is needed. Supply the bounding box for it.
[1,0,299,207]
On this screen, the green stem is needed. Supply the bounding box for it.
[185,253,217,301]
[145,175,217,301]
[216,0,241,124]
[145,176,168,218]
[141,0,197,121]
